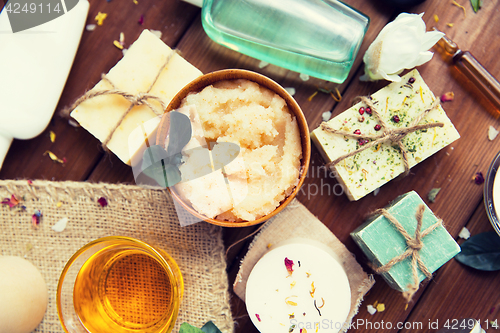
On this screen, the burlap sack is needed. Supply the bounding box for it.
[233,199,375,332]
[0,180,233,333]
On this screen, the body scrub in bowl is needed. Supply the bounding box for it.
[157,69,310,227]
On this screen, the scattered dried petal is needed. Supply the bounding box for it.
[2,194,20,208]
[299,73,310,81]
[44,150,66,164]
[56,201,63,208]
[132,0,138,4]
[285,257,294,275]
[440,91,455,102]
[285,87,296,96]
[49,131,56,142]
[433,14,439,22]
[52,217,69,232]
[376,303,385,312]
[255,313,261,322]
[32,210,42,227]
[85,24,96,31]
[447,23,454,27]
[427,188,441,203]
[322,111,331,122]
[473,172,484,185]
[258,61,269,69]
[95,12,108,26]
[367,304,377,315]
[98,197,108,207]
[459,227,471,239]
[113,40,124,50]
[488,126,499,141]
[330,88,342,102]
[452,0,467,18]
[138,14,144,25]
[267,243,272,249]
[27,180,33,185]
[307,91,318,102]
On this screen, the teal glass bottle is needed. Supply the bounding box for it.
[198,0,370,83]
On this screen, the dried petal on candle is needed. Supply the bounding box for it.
[113,40,124,50]
[309,281,316,298]
[255,313,261,322]
[285,296,298,306]
[488,126,499,141]
[138,14,144,25]
[2,194,20,208]
[32,210,42,227]
[473,172,484,185]
[300,329,307,333]
[44,150,66,164]
[95,12,108,26]
[290,281,296,288]
[289,324,296,333]
[427,188,441,203]
[97,197,108,207]
[440,91,455,102]
[367,304,377,315]
[376,303,386,312]
[52,217,69,232]
[313,299,322,316]
[284,257,294,275]
[49,131,56,142]
[318,297,325,308]
[459,227,471,239]
[289,313,295,319]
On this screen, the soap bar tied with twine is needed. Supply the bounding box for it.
[61,51,179,150]
[320,96,444,175]
[370,204,442,303]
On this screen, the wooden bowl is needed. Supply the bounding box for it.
[156,69,311,227]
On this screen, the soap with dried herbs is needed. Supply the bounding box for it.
[311,69,460,201]
[350,191,460,292]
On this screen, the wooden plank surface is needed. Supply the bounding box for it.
[1,0,500,332]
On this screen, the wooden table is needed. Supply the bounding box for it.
[1,0,499,332]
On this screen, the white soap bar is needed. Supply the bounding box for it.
[246,240,351,333]
[311,69,460,201]
[70,29,202,165]
[0,0,89,169]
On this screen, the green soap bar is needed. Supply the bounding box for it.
[350,190,460,292]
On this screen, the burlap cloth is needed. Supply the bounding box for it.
[0,180,233,333]
[233,200,375,332]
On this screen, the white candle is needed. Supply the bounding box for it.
[246,240,351,333]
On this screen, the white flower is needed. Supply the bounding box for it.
[360,13,444,82]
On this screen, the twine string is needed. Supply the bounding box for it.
[61,50,179,149]
[321,96,444,175]
[371,204,443,303]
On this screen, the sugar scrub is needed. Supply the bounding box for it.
[174,79,302,222]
